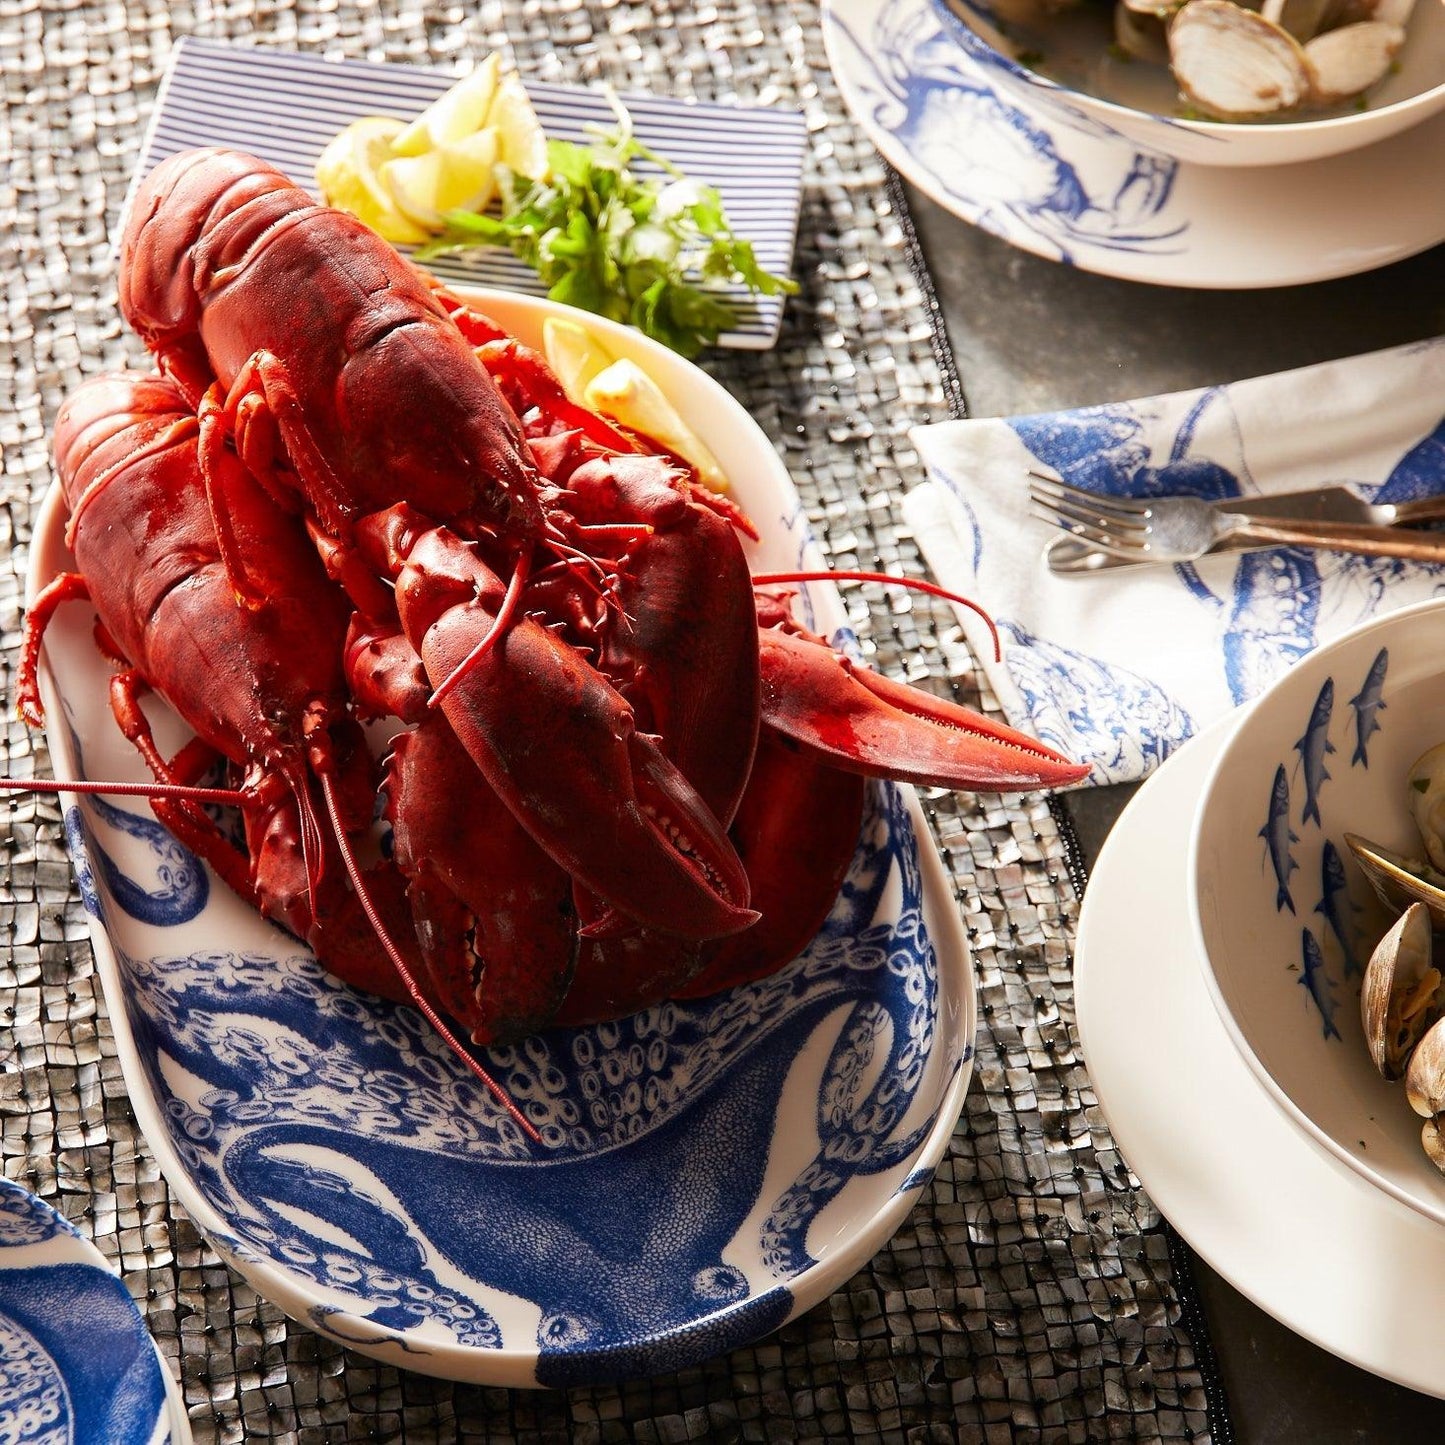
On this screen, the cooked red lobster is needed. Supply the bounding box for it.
[20,147,1087,1119]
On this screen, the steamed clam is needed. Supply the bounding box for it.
[1361,902,1441,1081]
[1165,0,1409,118]
[1408,741,1445,872]
[1345,833,1445,930]
[1354,743,1445,1174]
[1406,1012,1445,1118]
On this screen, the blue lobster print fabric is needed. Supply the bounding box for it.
[905,337,1445,784]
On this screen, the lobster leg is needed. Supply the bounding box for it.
[18,572,92,727]
[197,359,353,605]
[107,670,260,906]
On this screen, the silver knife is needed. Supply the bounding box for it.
[1046,487,1445,576]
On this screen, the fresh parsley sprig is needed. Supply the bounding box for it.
[415,95,797,358]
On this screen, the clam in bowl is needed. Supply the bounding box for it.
[1190,597,1445,1228]
[933,0,1445,166]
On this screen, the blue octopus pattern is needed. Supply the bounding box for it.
[0,1182,170,1445]
[84,780,955,1385]
[0,1178,76,1248]
[830,0,1186,262]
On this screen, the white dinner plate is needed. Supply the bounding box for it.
[29,290,976,1388]
[821,0,1445,288]
[1076,714,1445,1398]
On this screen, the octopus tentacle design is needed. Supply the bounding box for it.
[92,779,953,1382]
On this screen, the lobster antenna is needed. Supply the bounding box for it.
[750,569,1003,663]
[317,773,545,1149]
[428,542,533,711]
[0,777,248,805]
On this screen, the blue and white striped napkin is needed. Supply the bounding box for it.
[126,38,806,350]
[904,338,1445,785]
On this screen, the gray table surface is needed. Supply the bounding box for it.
[906,193,1445,1441]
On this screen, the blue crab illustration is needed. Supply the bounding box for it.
[830,0,1186,261]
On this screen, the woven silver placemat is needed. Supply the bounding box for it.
[0,0,1226,1439]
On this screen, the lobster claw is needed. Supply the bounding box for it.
[676,730,866,1000]
[386,718,579,1045]
[559,453,761,830]
[757,622,1090,792]
[366,509,758,941]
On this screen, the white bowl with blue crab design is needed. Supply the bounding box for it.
[937,0,1445,165]
[1190,597,1445,1226]
[30,289,978,1388]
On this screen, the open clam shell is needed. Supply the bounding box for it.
[1169,0,1313,117]
[1424,1117,1445,1174]
[1408,741,1445,875]
[1361,901,1442,1080]
[1344,832,1445,931]
[1406,1013,1445,1119]
[1306,18,1407,101]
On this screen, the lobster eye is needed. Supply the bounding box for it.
[538,1311,597,1347]
[691,1264,748,1302]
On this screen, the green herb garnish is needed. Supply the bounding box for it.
[416,94,798,358]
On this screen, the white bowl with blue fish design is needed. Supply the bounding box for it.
[29,288,977,1387]
[1190,597,1445,1226]
[935,0,1445,166]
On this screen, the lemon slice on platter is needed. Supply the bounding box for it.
[380,129,500,232]
[488,71,550,181]
[542,316,615,401]
[392,53,502,156]
[314,115,430,245]
[584,357,729,492]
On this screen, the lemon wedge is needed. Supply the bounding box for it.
[542,316,615,401]
[314,115,430,245]
[487,71,549,180]
[380,130,500,232]
[391,53,502,157]
[584,358,729,492]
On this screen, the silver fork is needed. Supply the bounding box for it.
[1027,471,1445,568]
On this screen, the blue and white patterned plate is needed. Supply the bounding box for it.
[28,291,976,1388]
[125,38,806,349]
[821,0,1445,287]
[0,1178,188,1444]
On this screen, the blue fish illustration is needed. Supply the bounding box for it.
[1293,678,1335,826]
[1260,765,1299,913]
[1350,648,1389,766]
[1298,929,1341,1041]
[1314,840,1361,976]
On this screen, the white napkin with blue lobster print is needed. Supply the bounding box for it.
[904,337,1445,786]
